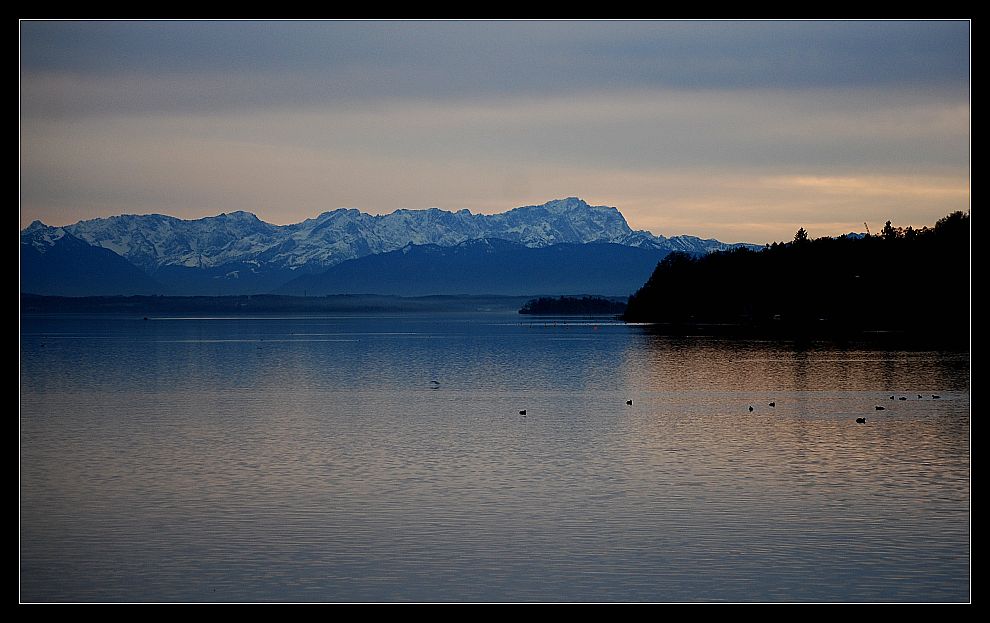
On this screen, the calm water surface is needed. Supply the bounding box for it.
[20,312,970,602]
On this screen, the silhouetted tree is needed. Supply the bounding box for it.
[882,220,897,240]
[794,227,809,244]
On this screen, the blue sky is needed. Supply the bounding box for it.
[19,20,970,243]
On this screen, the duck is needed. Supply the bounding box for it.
[856,417,866,424]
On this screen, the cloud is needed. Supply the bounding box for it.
[20,20,970,116]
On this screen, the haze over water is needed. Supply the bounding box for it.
[20,311,970,602]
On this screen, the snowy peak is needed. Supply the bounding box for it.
[513,197,603,215]
[214,210,260,221]
[550,196,590,210]
[63,211,281,272]
[20,223,71,254]
[24,220,50,233]
[487,198,633,247]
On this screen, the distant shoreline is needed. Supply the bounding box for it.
[19,293,536,315]
[518,295,627,316]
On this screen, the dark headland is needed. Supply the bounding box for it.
[622,211,970,348]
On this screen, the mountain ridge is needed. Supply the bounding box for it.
[41,197,756,271]
[22,197,761,296]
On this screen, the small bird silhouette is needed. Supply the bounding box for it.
[748,406,754,412]
[875,406,886,410]
[932,395,941,399]
[769,401,775,407]
[856,417,866,424]
[519,410,527,416]
[626,400,633,406]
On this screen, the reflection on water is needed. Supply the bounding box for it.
[20,314,970,602]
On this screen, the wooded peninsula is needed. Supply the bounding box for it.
[622,212,970,347]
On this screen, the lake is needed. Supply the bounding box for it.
[19,311,970,602]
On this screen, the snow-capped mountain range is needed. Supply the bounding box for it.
[22,197,760,296]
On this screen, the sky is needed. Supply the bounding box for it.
[19,20,970,244]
